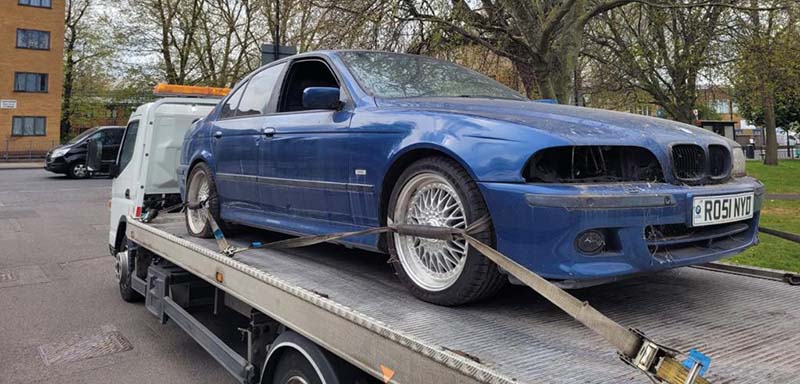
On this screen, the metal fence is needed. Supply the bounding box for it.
[752,146,799,160]
[1,139,57,161]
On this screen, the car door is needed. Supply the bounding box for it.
[100,128,123,171]
[210,80,262,211]
[258,58,356,228]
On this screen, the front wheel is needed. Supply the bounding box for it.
[387,156,505,306]
[68,161,89,179]
[116,237,141,302]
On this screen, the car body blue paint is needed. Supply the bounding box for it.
[180,50,763,283]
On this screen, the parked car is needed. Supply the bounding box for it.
[45,126,125,178]
[179,50,763,305]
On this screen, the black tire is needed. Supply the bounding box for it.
[387,156,506,306]
[270,349,324,384]
[67,161,89,179]
[117,237,141,302]
[184,162,227,238]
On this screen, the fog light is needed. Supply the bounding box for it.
[575,230,606,255]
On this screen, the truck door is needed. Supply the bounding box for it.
[108,119,141,249]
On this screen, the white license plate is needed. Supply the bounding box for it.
[692,192,754,227]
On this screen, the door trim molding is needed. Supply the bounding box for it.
[217,172,374,193]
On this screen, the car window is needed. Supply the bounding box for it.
[117,121,139,174]
[279,60,339,113]
[108,129,124,144]
[219,85,246,119]
[236,63,286,117]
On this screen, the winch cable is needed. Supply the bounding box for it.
[174,199,712,384]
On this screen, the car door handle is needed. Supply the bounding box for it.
[263,127,276,137]
[213,131,223,139]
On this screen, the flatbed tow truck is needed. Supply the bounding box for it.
[97,86,800,384]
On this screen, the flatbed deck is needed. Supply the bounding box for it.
[129,214,800,383]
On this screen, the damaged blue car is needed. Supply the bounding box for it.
[179,50,763,305]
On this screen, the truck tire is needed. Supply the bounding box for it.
[68,161,90,179]
[387,156,505,306]
[185,162,225,238]
[263,332,365,384]
[116,237,141,302]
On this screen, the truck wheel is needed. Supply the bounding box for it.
[387,156,505,306]
[68,161,89,179]
[185,163,224,238]
[263,332,364,384]
[116,237,141,302]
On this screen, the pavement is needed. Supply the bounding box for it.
[0,161,44,170]
[0,169,233,384]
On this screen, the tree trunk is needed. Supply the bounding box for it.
[763,91,779,165]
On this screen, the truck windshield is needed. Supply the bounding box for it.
[117,121,139,174]
[338,51,527,101]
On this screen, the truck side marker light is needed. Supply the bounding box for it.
[215,271,224,283]
[380,365,395,383]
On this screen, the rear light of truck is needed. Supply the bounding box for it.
[134,206,142,218]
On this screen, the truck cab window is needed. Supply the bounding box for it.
[279,60,339,112]
[117,121,139,173]
[236,63,285,117]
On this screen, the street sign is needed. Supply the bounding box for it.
[0,100,17,109]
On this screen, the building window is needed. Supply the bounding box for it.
[18,0,52,8]
[14,72,48,93]
[16,29,50,50]
[12,116,46,136]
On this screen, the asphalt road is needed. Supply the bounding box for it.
[0,169,233,384]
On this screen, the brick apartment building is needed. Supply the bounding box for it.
[0,0,64,158]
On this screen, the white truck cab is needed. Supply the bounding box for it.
[104,92,222,255]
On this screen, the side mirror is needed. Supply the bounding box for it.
[302,87,342,110]
[86,138,103,173]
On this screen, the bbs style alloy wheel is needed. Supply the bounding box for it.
[387,156,505,306]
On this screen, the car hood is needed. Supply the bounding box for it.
[377,97,731,147]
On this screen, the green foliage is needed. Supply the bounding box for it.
[728,160,800,272]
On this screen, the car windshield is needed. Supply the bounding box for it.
[338,51,527,100]
[67,128,98,144]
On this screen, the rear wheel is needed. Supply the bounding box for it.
[270,350,324,384]
[185,163,224,238]
[387,156,505,306]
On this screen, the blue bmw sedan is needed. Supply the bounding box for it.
[179,50,763,305]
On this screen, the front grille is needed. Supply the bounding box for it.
[645,220,752,260]
[672,144,705,181]
[709,145,730,178]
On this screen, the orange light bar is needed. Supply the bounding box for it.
[153,83,230,98]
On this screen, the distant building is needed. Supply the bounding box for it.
[0,0,64,157]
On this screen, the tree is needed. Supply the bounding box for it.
[584,2,730,123]
[730,0,799,164]
[62,0,121,141]
[399,0,652,102]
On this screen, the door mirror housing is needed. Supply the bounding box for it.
[302,87,342,110]
[85,138,103,173]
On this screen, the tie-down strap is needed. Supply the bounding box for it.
[190,205,710,384]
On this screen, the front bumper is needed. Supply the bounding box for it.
[44,156,69,173]
[479,177,764,282]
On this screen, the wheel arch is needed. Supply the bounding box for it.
[260,331,346,384]
[377,145,479,251]
[113,216,127,253]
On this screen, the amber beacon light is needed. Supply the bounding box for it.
[153,83,230,98]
